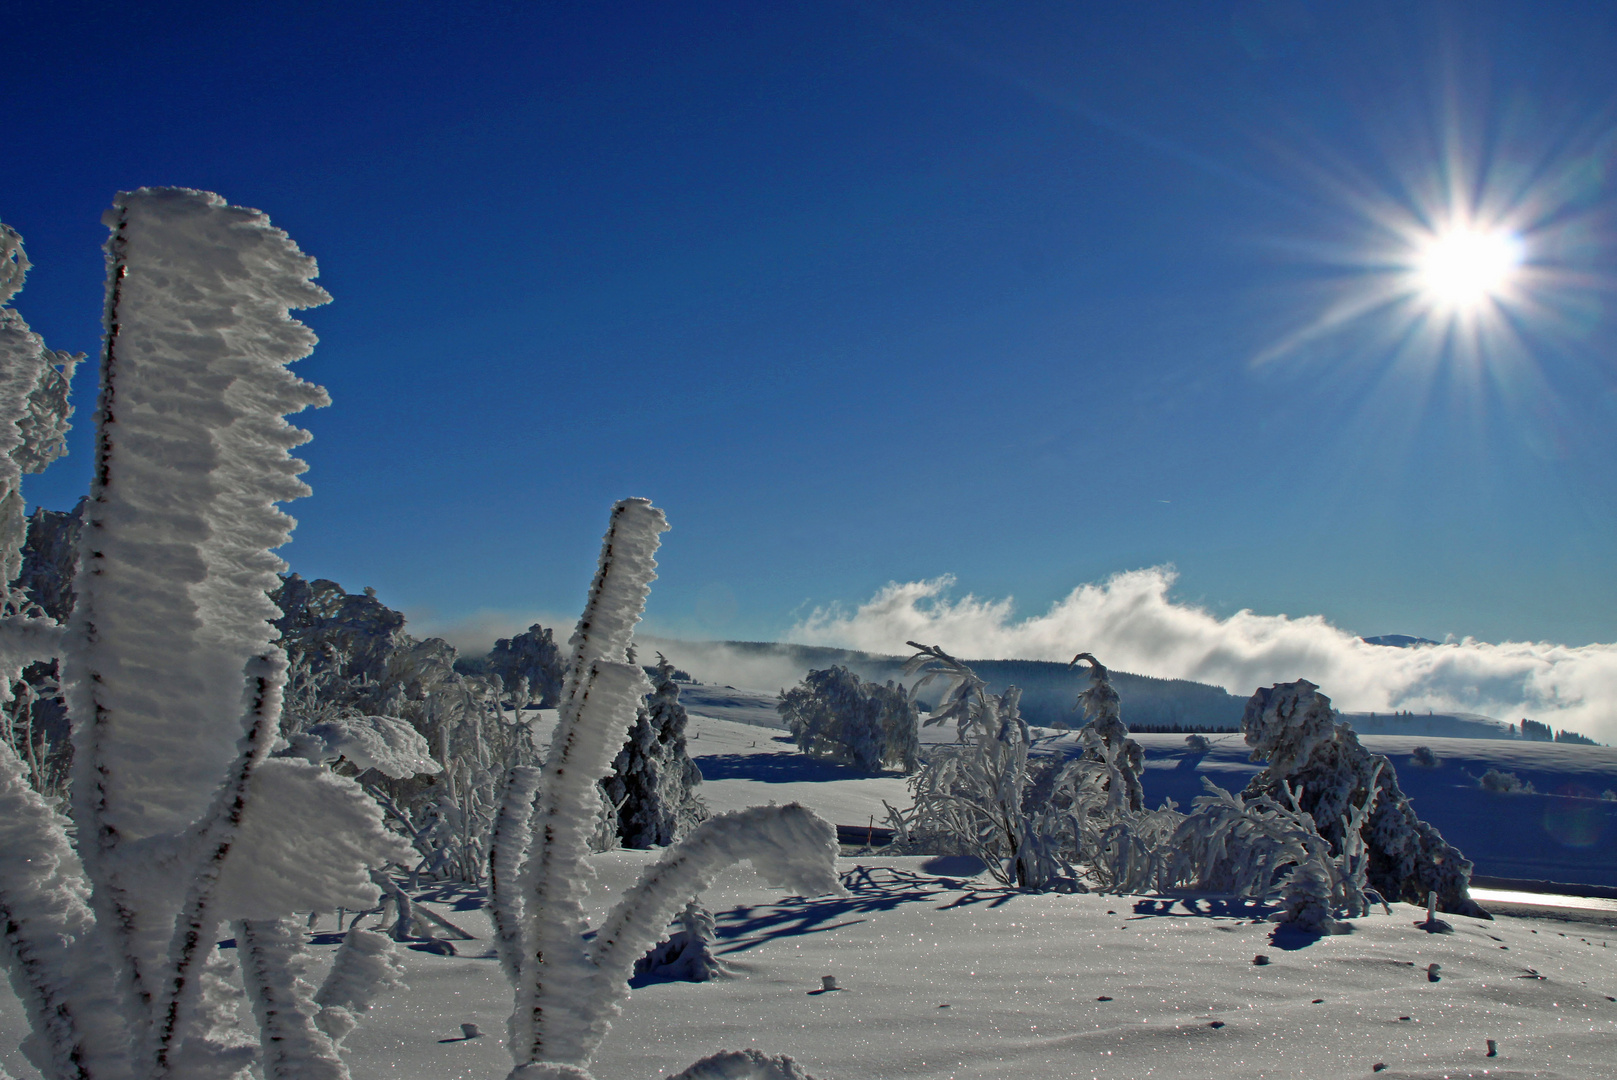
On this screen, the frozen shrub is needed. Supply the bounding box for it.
[1240,680,1488,918]
[0,192,410,1080]
[1184,733,1211,754]
[489,500,842,1079]
[1478,767,1534,794]
[778,665,919,773]
[1410,745,1440,769]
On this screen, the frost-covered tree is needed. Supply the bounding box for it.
[0,191,414,1080]
[603,653,705,848]
[486,499,842,1080]
[1477,767,1533,794]
[1069,653,1145,812]
[632,900,731,983]
[486,624,568,708]
[1239,680,1488,918]
[777,666,919,773]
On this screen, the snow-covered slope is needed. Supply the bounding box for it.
[539,706,1617,890]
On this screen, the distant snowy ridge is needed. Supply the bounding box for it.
[1361,634,1442,648]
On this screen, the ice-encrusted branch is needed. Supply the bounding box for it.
[65,189,332,1032]
[510,659,652,1067]
[496,500,843,1077]
[0,738,132,1080]
[509,499,666,1068]
[234,918,348,1080]
[560,499,667,706]
[488,766,542,987]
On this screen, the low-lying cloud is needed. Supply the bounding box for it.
[404,608,568,658]
[789,569,1617,743]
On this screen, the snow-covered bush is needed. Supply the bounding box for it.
[604,653,706,848]
[886,643,1097,888]
[1410,745,1440,769]
[1240,680,1488,918]
[778,665,919,773]
[1184,733,1211,754]
[1477,767,1533,794]
[0,192,412,1080]
[489,499,842,1080]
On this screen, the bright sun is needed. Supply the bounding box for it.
[1412,225,1524,312]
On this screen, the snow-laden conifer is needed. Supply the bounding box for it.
[634,900,731,983]
[605,654,705,848]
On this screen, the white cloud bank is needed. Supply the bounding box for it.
[789,569,1617,744]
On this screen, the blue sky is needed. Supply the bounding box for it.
[6,1,1616,657]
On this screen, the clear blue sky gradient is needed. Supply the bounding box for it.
[5,1,1615,647]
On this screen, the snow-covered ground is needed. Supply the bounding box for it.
[5,709,1616,1080]
[300,857,1617,1080]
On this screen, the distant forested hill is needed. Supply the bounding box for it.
[661,640,1247,730]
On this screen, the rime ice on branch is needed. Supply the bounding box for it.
[496,500,841,1079]
[0,192,408,1080]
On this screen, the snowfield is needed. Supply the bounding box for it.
[294,856,1617,1080]
[3,712,1615,1079]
